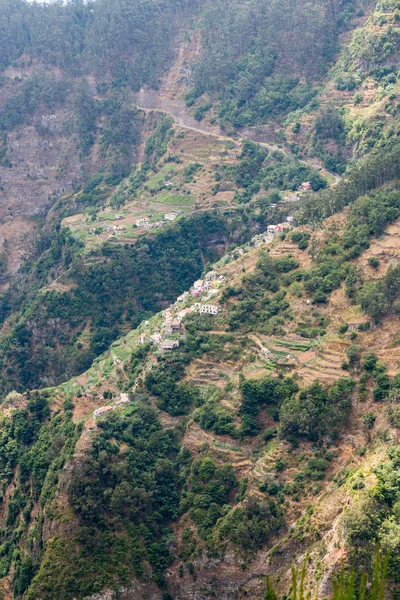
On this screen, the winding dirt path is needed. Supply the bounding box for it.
[134,92,291,156]
[134,92,342,185]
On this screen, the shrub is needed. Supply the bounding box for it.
[373,373,390,401]
[368,257,380,269]
[362,412,376,429]
[347,345,361,365]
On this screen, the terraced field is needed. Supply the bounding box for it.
[299,343,348,386]
[62,124,242,249]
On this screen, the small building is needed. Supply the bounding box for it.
[260,347,271,359]
[177,291,189,303]
[267,224,278,234]
[171,319,181,332]
[286,216,294,224]
[94,406,114,418]
[116,393,130,406]
[160,339,179,351]
[300,181,312,191]
[205,270,217,281]
[277,223,291,232]
[199,304,220,316]
[193,279,204,291]
[151,332,162,344]
[177,307,193,320]
[165,212,178,221]
[163,319,173,335]
[192,279,206,296]
[115,214,124,220]
[136,218,149,227]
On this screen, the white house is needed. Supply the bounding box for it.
[199,304,220,315]
[161,339,179,351]
[94,406,114,418]
[136,218,149,227]
[165,212,178,221]
[267,224,278,234]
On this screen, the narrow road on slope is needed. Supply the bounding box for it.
[134,95,342,183]
[133,95,291,156]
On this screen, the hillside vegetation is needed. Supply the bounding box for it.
[1,0,400,599]
[0,179,400,598]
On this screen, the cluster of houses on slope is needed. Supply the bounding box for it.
[190,270,225,298]
[138,299,220,352]
[136,213,179,231]
[93,393,131,419]
[87,211,181,239]
[137,272,223,353]
[251,216,294,248]
[89,223,127,237]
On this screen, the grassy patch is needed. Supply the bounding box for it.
[145,163,177,190]
[153,191,195,206]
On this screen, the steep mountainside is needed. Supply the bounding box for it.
[1,1,400,599]
[1,184,400,599]
[0,0,371,288]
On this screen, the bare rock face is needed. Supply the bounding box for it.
[82,583,162,600]
[79,552,268,600]
[0,106,101,281]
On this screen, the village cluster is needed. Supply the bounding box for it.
[93,217,298,420]
[88,212,180,239]
[135,212,178,231]
[139,270,223,352]
[89,214,127,237]
[251,215,294,248]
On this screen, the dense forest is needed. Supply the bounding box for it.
[0,0,201,87]
[0,0,368,134]
[190,0,360,128]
